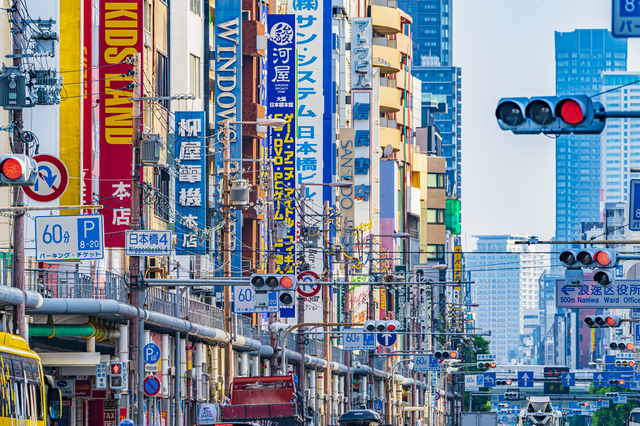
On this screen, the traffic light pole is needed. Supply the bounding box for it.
[10,0,25,340]
[222,123,234,397]
[367,234,374,410]
[297,183,306,395]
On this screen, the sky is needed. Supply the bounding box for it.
[455,0,640,250]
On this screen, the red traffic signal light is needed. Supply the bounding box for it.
[110,362,123,376]
[557,99,584,124]
[2,157,23,180]
[606,316,622,327]
[0,154,37,186]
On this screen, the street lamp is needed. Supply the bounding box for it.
[220,117,288,397]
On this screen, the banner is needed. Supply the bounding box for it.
[81,0,95,210]
[214,0,242,274]
[175,111,207,255]
[267,14,296,273]
[288,0,333,272]
[99,0,143,247]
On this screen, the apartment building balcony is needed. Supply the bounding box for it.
[379,85,401,113]
[368,4,401,35]
[373,44,401,74]
[242,19,266,57]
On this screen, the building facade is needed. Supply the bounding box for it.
[555,29,627,243]
[468,235,549,364]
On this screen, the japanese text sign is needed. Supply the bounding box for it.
[175,111,206,255]
[351,18,372,89]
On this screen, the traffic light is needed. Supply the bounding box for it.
[495,95,604,135]
[434,350,458,360]
[364,320,376,332]
[477,362,497,370]
[559,249,584,287]
[578,402,589,407]
[374,320,400,333]
[249,274,298,307]
[615,359,635,367]
[609,379,626,386]
[577,248,598,268]
[610,342,635,351]
[584,315,622,328]
[593,249,619,286]
[109,361,124,390]
[496,380,512,386]
[605,392,620,398]
[504,390,519,400]
[0,155,37,186]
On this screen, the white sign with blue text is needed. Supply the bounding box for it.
[465,375,483,391]
[343,329,376,351]
[233,286,278,313]
[35,215,104,261]
[556,279,640,308]
[126,230,171,256]
[95,362,107,390]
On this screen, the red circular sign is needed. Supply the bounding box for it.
[22,154,69,202]
[297,271,321,297]
[143,375,161,397]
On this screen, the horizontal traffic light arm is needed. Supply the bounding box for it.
[0,204,104,212]
[516,239,640,247]
[142,279,473,287]
[595,110,640,119]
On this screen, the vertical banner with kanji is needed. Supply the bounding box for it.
[175,111,207,255]
[267,15,296,273]
[99,0,143,247]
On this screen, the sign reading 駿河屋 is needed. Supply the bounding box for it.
[287,0,332,271]
[556,279,640,308]
[214,0,242,270]
[267,15,296,273]
[175,111,206,255]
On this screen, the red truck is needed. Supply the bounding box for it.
[221,376,304,426]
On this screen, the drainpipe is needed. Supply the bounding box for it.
[118,323,129,418]
[333,375,339,418]
[161,334,169,397]
[317,370,325,416]
[212,346,219,401]
[338,376,344,416]
[194,342,203,401]
[180,338,186,398]
[29,324,121,339]
[251,355,259,377]
[309,370,317,414]
[264,358,270,376]
[87,336,95,352]
[240,353,249,377]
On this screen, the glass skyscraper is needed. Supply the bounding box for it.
[555,29,627,242]
[398,0,452,67]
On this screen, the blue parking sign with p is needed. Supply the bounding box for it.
[143,343,161,364]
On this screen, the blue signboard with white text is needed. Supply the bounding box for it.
[630,179,640,230]
[267,14,296,275]
[175,111,206,255]
[214,0,242,271]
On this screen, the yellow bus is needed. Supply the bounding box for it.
[0,332,61,426]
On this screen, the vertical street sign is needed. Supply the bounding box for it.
[630,179,640,230]
[612,0,640,38]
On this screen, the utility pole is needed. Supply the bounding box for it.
[343,217,351,412]
[223,123,234,396]
[323,200,332,423]
[124,53,144,426]
[297,183,306,396]
[367,234,374,410]
[10,0,25,340]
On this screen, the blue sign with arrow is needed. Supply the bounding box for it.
[518,371,534,387]
[561,372,575,387]
[483,372,496,388]
[377,333,397,347]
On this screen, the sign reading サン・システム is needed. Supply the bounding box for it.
[99,1,143,247]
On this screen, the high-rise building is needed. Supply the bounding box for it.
[599,72,640,204]
[397,0,451,67]
[555,30,627,242]
[467,235,549,364]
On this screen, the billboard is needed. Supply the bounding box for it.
[99,0,143,247]
[267,15,296,273]
[214,0,242,274]
[175,112,207,255]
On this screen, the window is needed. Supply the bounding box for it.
[153,168,171,221]
[426,245,445,260]
[156,52,169,108]
[190,54,200,97]
[427,209,444,224]
[427,173,444,188]
[190,0,201,15]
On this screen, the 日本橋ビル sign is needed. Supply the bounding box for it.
[288,0,333,272]
[267,14,296,274]
[175,111,206,255]
[214,0,242,272]
[556,279,640,308]
[99,0,143,247]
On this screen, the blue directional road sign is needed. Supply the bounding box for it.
[614,395,628,404]
[562,372,576,387]
[35,215,104,262]
[483,372,496,388]
[143,343,161,364]
[518,371,534,387]
[374,399,383,411]
[557,278,640,309]
[377,333,397,347]
[569,402,581,409]
[635,323,640,346]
